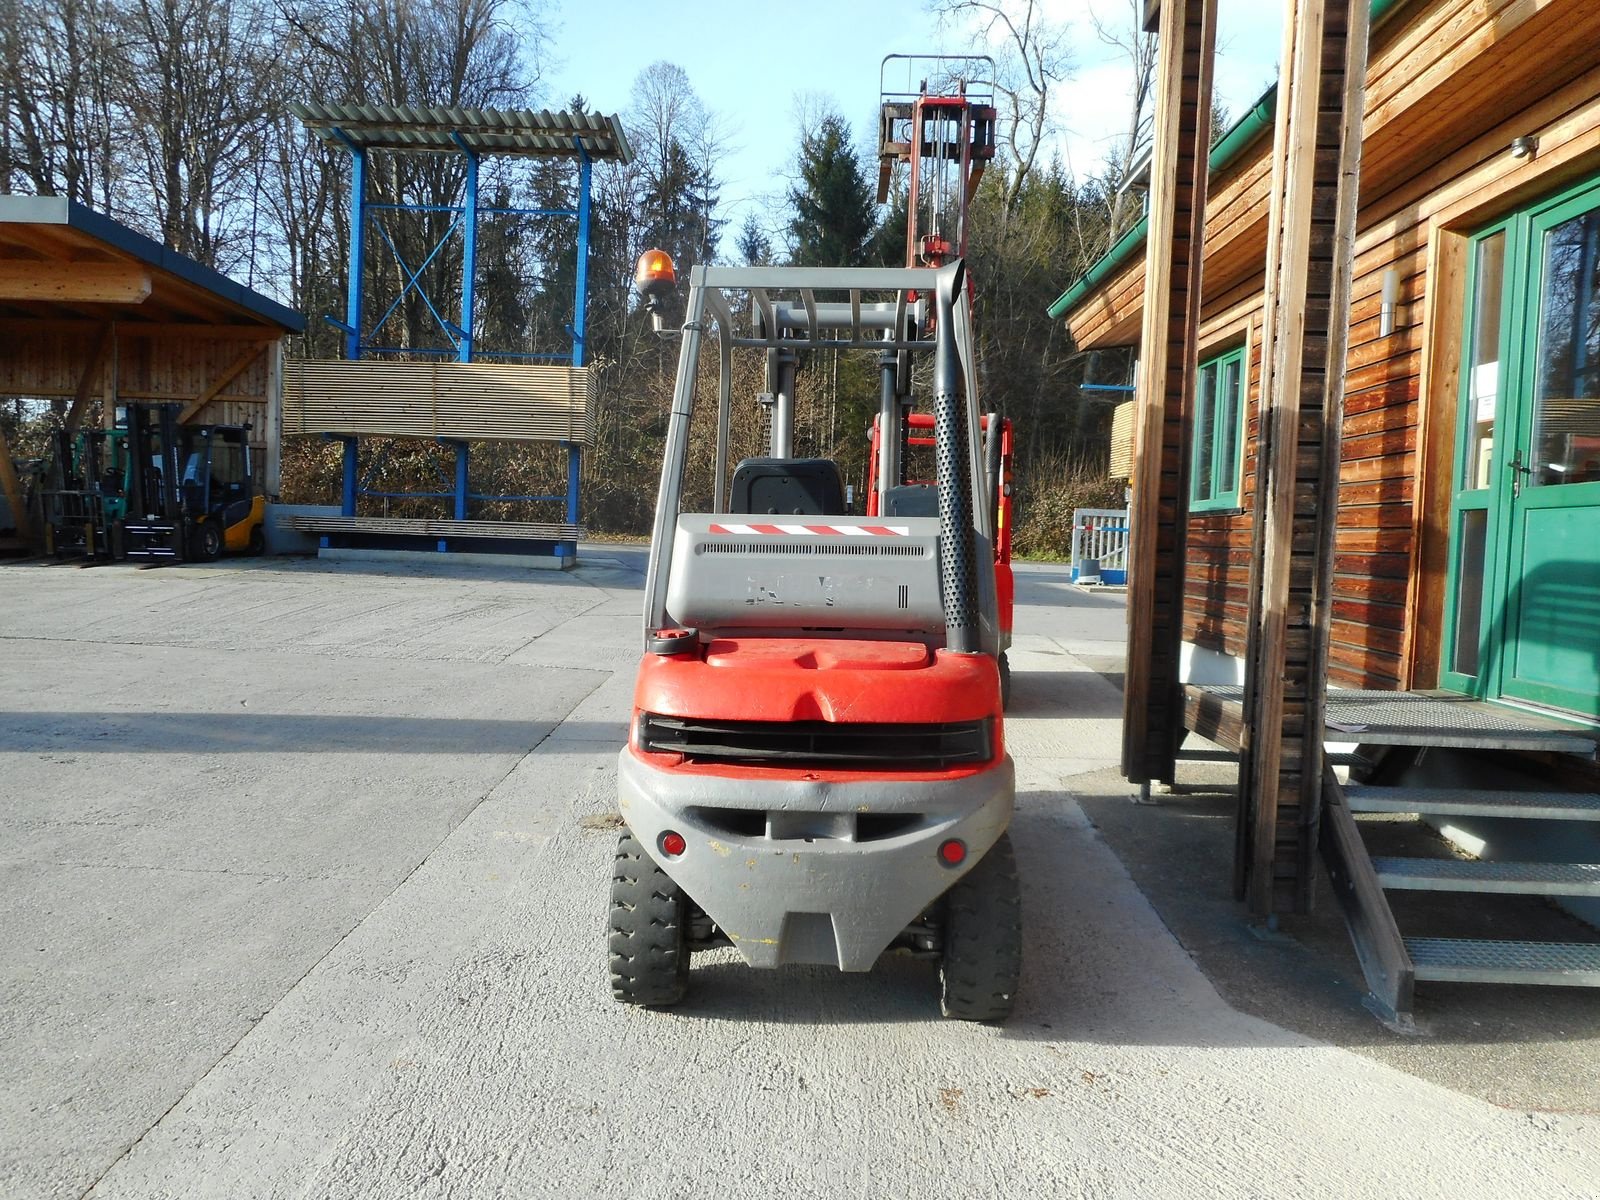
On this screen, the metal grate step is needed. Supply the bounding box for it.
[1373,856,1600,895]
[1347,786,1600,821]
[1406,937,1600,986]
[1176,748,1361,766]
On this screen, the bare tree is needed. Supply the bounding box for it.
[0,0,122,206]
[936,0,1070,215]
[1093,0,1158,254]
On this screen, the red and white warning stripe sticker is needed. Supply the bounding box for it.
[708,522,910,537]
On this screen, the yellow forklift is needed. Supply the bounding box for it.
[122,403,265,562]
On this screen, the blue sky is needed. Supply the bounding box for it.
[544,0,1284,243]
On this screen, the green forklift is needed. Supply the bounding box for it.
[42,425,129,561]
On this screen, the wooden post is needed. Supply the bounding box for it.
[1123,0,1217,786]
[1236,0,1370,915]
[0,422,32,544]
[64,324,113,432]
[265,338,283,497]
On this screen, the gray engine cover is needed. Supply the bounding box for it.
[664,514,945,635]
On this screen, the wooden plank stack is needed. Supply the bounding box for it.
[283,360,596,445]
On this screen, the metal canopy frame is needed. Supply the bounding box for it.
[641,263,995,646]
[295,102,628,552]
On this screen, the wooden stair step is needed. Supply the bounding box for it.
[1405,937,1600,986]
[1373,856,1600,896]
[1346,786,1600,821]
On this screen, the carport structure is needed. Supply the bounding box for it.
[0,196,304,546]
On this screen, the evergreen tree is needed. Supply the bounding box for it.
[786,114,876,268]
[735,213,773,266]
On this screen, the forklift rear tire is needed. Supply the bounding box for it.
[998,652,1012,709]
[609,831,690,1006]
[939,831,1022,1021]
[193,521,223,562]
[247,524,266,556]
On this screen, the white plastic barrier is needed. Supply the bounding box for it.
[1070,508,1130,584]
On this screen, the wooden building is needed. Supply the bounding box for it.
[1052,0,1600,1021]
[0,196,304,541]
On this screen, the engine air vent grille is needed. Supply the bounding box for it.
[640,714,992,770]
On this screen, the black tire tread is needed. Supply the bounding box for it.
[940,831,1023,1021]
[998,651,1012,710]
[608,831,689,1006]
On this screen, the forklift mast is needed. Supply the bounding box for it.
[876,54,997,268]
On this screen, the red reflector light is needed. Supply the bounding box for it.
[661,831,687,858]
[938,838,966,866]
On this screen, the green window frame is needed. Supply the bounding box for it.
[1191,345,1247,511]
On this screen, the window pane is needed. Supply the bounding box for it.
[1531,207,1600,487]
[1452,507,1488,677]
[1194,362,1216,501]
[1217,355,1242,495]
[1465,231,1505,491]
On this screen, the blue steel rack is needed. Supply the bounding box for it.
[291,102,631,555]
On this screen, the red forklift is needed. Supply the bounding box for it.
[611,234,1020,1018]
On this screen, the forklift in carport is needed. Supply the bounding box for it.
[122,402,265,562]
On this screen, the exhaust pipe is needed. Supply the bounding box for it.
[933,261,980,654]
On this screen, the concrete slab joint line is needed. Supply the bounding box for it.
[1,554,1596,1198]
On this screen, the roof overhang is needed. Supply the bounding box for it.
[0,196,304,333]
[1047,0,1414,326]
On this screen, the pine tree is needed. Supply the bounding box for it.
[786,114,876,268]
[735,213,773,266]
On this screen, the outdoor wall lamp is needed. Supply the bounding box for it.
[1379,268,1401,338]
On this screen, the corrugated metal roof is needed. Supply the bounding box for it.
[292,102,632,164]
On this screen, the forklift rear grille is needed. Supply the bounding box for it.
[639,714,992,769]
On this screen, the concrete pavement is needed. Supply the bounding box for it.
[2,553,1596,1198]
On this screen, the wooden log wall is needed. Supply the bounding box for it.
[1123,0,1217,787]
[1071,0,1600,695]
[1235,0,1370,916]
[0,320,284,491]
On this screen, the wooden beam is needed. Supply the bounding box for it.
[1123,0,1217,786]
[0,422,33,544]
[179,344,265,423]
[63,323,114,432]
[1236,0,1371,916]
[0,260,152,304]
[0,317,283,341]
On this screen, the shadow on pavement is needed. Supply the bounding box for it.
[0,712,624,754]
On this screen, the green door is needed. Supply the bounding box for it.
[1444,177,1600,719]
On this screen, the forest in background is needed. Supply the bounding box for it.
[1,0,1159,554]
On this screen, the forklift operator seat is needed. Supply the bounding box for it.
[728,457,846,516]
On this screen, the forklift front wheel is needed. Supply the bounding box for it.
[998,651,1012,710]
[609,830,690,1007]
[193,521,223,563]
[939,831,1023,1022]
[247,523,266,556]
